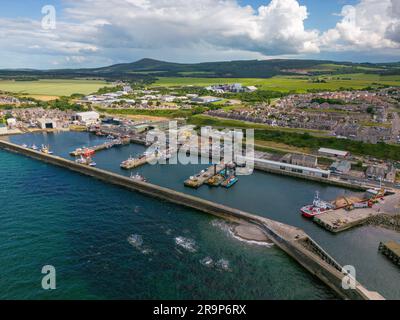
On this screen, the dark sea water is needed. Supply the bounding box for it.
[2,131,400,299]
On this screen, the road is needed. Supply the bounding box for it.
[391,112,400,142]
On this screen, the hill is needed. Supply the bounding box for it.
[0,58,399,80]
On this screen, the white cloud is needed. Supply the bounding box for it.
[0,0,399,68]
[0,0,320,68]
[320,0,400,52]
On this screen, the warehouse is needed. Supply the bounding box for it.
[37,118,57,130]
[74,111,100,126]
[318,148,350,158]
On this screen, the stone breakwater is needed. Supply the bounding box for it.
[366,214,400,232]
[0,139,384,300]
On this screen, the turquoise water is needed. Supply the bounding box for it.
[2,131,400,299]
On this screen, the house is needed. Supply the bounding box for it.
[330,160,351,174]
[366,165,396,183]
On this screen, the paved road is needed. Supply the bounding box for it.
[391,112,400,142]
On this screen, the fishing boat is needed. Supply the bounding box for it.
[130,173,147,182]
[75,155,96,167]
[300,191,335,218]
[40,145,54,155]
[221,175,238,188]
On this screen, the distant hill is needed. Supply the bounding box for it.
[0,58,399,80]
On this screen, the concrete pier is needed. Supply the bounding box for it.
[314,208,382,233]
[0,139,384,300]
[70,139,127,156]
[313,192,400,233]
[184,164,225,188]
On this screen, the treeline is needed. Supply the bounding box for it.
[254,130,400,161]
[311,98,346,105]
[33,97,86,112]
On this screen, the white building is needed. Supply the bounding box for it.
[6,118,17,128]
[75,111,100,125]
[38,118,58,130]
[123,86,133,93]
[192,96,222,104]
[236,155,331,179]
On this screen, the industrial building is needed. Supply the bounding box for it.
[318,148,350,158]
[74,111,100,126]
[37,118,58,130]
[191,96,222,104]
[236,155,330,179]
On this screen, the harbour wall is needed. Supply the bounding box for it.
[0,139,384,300]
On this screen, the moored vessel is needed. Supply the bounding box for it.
[40,145,54,154]
[221,175,238,188]
[130,173,147,182]
[301,191,335,218]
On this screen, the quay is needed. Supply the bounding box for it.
[314,208,382,233]
[121,154,156,170]
[121,147,177,170]
[313,191,400,233]
[0,139,384,300]
[379,241,400,266]
[184,164,225,188]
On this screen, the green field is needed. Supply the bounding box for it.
[152,73,400,93]
[0,79,112,96]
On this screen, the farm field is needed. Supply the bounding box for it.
[152,73,400,92]
[0,79,111,96]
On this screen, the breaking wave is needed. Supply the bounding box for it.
[175,236,197,253]
[127,234,153,255]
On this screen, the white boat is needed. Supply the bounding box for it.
[130,173,147,182]
[41,145,54,155]
[75,155,96,167]
[31,144,38,151]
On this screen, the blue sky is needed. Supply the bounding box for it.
[0,0,399,68]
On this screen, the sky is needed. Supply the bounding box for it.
[0,0,399,69]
